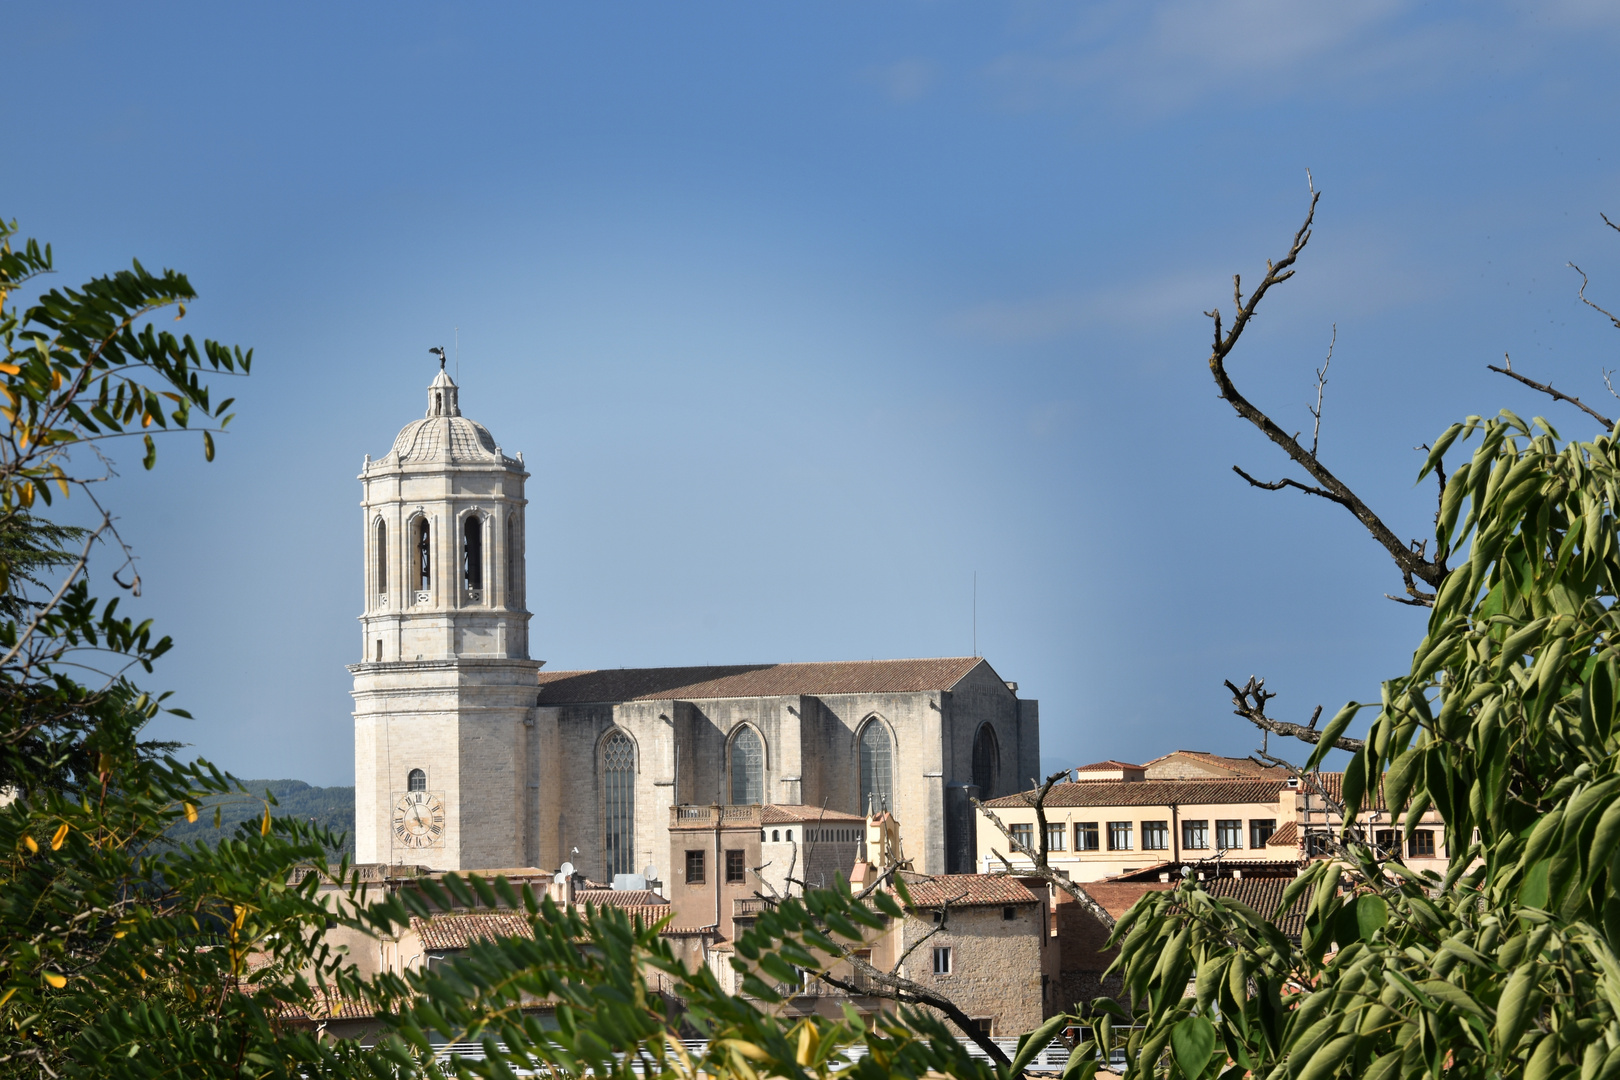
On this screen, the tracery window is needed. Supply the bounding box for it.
[407,769,426,792]
[730,727,763,805]
[463,515,483,592]
[602,731,636,879]
[858,720,893,814]
[971,724,999,800]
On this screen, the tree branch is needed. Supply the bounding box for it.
[1487,353,1614,429]
[972,769,1117,932]
[818,952,1013,1067]
[1207,182,1447,591]
[1226,676,1364,752]
[1310,324,1334,459]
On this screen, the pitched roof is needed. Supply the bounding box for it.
[1267,821,1300,847]
[574,889,669,908]
[1201,876,1307,939]
[900,874,1040,908]
[1075,760,1145,772]
[982,777,1288,809]
[575,903,672,925]
[1144,751,1290,779]
[535,657,991,704]
[411,912,534,951]
[761,804,866,824]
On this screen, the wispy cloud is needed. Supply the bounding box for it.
[950,230,1443,344]
[982,1,1547,117]
[862,58,938,103]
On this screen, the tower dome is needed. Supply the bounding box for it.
[382,366,509,466]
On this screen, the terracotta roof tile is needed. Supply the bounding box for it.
[900,874,1040,908]
[574,889,669,908]
[412,912,534,951]
[761,805,866,824]
[1075,760,1145,772]
[575,902,672,925]
[277,992,378,1021]
[1267,821,1300,847]
[536,658,991,704]
[1201,876,1307,939]
[982,778,1288,809]
[1143,751,1290,778]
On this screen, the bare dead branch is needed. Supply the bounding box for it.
[817,952,1013,1067]
[1207,185,1447,591]
[890,890,966,973]
[1310,324,1334,458]
[972,769,1118,931]
[1226,676,1364,753]
[1232,466,1346,505]
[1572,260,1620,333]
[1488,353,1614,429]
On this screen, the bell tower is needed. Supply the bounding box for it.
[350,356,540,870]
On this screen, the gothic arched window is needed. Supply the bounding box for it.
[858,720,893,815]
[730,727,764,805]
[971,724,999,800]
[374,519,387,594]
[601,731,636,878]
[463,515,483,592]
[412,517,431,592]
[407,768,427,792]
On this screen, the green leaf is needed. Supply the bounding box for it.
[1010,1013,1069,1078]
[1170,1016,1216,1080]
[1355,895,1387,941]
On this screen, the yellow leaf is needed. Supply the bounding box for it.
[141,412,152,428]
[260,805,271,836]
[50,369,62,391]
[43,972,65,989]
[233,905,248,931]
[23,835,37,854]
[50,823,69,850]
[0,987,15,1008]
[184,802,198,824]
[0,362,18,376]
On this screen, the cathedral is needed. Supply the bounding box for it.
[351,364,1041,879]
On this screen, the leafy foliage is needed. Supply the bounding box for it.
[164,779,356,857]
[1093,411,1620,1080]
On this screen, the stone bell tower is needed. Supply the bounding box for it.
[350,356,540,870]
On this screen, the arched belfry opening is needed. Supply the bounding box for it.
[374,519,387,595]
[412,517,431,593]
[463,515,483,594]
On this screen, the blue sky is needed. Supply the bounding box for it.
[10,3,1620,786]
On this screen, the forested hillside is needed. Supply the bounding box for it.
[165,779,355,858]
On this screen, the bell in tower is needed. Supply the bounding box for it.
[349,353,542,871]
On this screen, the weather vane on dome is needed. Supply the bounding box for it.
[428,346,446,371]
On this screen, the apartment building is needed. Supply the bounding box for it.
[975,762,1298,881]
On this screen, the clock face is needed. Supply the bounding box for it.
[392,790,446,849]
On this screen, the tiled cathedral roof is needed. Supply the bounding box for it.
[534,657,993,704]
[981,777,1288,809]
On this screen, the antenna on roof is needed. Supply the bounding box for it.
[973,571,978,657]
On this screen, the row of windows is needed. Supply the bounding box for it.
[1305,829,1436,858]
[372,514,520,598]
[1011,818,1277,853]
[684,848,750,885]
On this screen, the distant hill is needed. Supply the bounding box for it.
[164,779,355,858]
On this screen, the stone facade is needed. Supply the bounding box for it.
[351,370,1040,877]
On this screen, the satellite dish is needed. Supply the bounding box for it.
[560,861,575,876]
[643,865,657,879]
[553,873,565,885]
